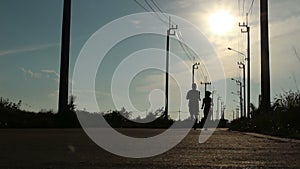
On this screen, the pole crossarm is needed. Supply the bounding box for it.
[200,81,211,92]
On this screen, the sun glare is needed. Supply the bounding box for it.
[209,11,234,35]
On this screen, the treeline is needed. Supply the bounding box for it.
[230,90,300,139]
[0,97,175,128]
[0,97,80,128]
[0,97,228,128]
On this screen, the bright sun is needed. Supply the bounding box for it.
[209,11,234,35]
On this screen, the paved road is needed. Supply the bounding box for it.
[0,128,299,169]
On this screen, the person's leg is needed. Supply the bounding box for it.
[191,112,197,130]
[203,109,208,130]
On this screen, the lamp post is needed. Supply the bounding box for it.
[192,62,200,84]
[228,47,249,118]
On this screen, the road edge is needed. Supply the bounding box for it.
[229,130,300,143]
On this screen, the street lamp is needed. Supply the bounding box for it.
[192,62,200,84]
[228,47,246,58]
[231,91,240,96]
[228,47,250,118]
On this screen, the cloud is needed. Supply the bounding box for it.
[20,68,62,83]
[0,43,58,57]
[20,67,42,79]
[41,69,60,78]
[41,69,62,83]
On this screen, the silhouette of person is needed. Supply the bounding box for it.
[186,83,201,129]
[201,91,212,123]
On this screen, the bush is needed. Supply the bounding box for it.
[229,90,300,139]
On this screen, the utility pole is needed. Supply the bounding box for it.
[178,109,181,121]
[221,102,225,120]
[239,13,250,118]
[260,0,271,112]
[201,76,211,92]
[232,78,243,118]
[238,61,246,118]
[164,16,177,119]
[236,108,240,119]
[58,0,71,114]
[192,62,200,84]
[210,89,216,120]
[216,96,221,120]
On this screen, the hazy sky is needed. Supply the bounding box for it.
[1,0,299,120]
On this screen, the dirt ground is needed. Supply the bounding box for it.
[0,128,299,169]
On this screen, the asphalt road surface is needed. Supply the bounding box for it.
[0,128,299,169]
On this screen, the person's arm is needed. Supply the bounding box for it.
[201,98,205,109]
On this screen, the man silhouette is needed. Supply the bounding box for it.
[186,83,200,129]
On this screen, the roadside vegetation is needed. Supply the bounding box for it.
[0,96,80,128]
[0,96,227,129]
[230,90,300,139]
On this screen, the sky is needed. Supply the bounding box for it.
[1,0,300,120]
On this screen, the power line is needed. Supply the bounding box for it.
[148,0,177,26]
[248,0,255,14]
[247,0,255,24]
[150,0,164,13]
[134,0,149,12]
[134,0,209,83]
[292,46,300,63]
[150,0,169,19]
[175,31,193,61]
[144,0,205,78]
[144,0,168,24]
[133,0,168,25]
[175,32,207,81]
[175,32,207,82]
[242,0,245,18]
[238,0,241,19]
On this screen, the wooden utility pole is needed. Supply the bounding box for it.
[232,78,243,118]
[260,0,271,112]
[216,96,221,120]
[238,61,246,118]
[178,109,181,121]
[210,89,216,120]
[164,17,177,119]
[58,0,71,113]
[239,13,250,118]
[221,102,225,120]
